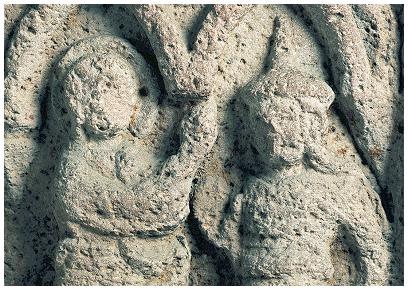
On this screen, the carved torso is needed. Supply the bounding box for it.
[241,164,388,285]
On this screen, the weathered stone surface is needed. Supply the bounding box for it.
[4,4,403,286]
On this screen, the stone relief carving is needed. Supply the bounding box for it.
[4,4,403,286]
[49,35,218,284]
[238,45,390,285]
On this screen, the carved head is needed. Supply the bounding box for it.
[61,53,138,137]
[51,35,159,140]
[242,67,335,168]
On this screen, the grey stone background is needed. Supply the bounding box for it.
[4,4,404,285]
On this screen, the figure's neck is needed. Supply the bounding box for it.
[260,161,305,183]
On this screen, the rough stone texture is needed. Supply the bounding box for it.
[4,4,403,286]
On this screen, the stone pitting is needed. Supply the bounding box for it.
[4,4,404,286]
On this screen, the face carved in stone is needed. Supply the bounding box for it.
[50,35,160,141]
[62,53,140,138]
[243,68,335,169]
[248,96,304,166]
